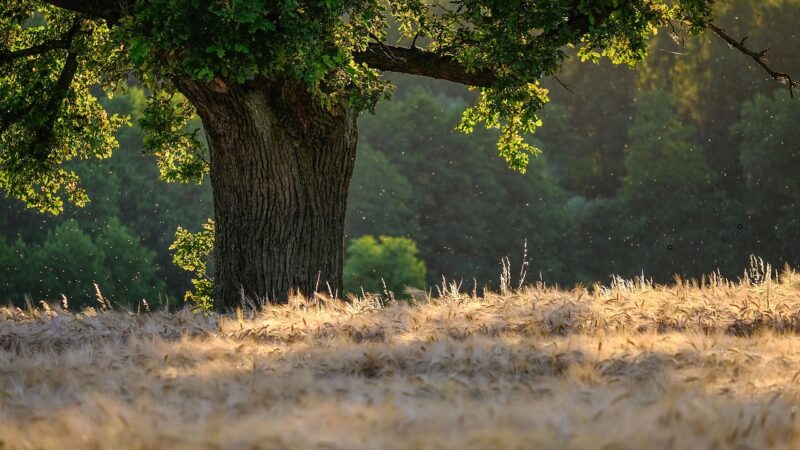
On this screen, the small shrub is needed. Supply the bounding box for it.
[344,235,426,298]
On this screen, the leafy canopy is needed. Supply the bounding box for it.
[0,0,715,211]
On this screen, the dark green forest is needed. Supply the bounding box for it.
[1,1,798,308]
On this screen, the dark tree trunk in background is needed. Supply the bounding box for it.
[178,78,359,309]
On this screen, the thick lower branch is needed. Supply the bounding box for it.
[29,36,81,160]
[352,6,609,88]
[353,43,497,87]
[0,22,83,160]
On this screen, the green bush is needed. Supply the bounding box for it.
[344,235,426,298]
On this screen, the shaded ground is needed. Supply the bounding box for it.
[1,271,800,449]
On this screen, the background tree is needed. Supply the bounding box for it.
[0,218,164,308]
[615,91,743,278]
[538,61,637,199]
[346,143,419,240]
[0,236,28,301]
[640,0,800,197]
[737,91,800,269]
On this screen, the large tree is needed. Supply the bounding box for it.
[0,0,796,309]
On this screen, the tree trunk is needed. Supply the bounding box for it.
[177,78,359,309]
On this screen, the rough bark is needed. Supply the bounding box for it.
[178,78,358,309]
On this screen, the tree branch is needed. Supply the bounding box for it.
[30,28,82,160]
[0,22,82,134]
[353,43,497,87]
[0,22,84,161]
[352,6,611,88]
[708,23,800,97]
[0,37,72,64]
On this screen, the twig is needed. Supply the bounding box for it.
[553,76,574,94]
[707,23,799,98]
[410,31,421,50]
[367,32,405,62]
[658,48,688,56]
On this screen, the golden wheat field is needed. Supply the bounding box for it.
[2,268,800,449]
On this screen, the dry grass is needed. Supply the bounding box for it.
[2,268,800,449]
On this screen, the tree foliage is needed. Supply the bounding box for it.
[0,0,722,209]
[0,3,126,213]
[170,219,215,311]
